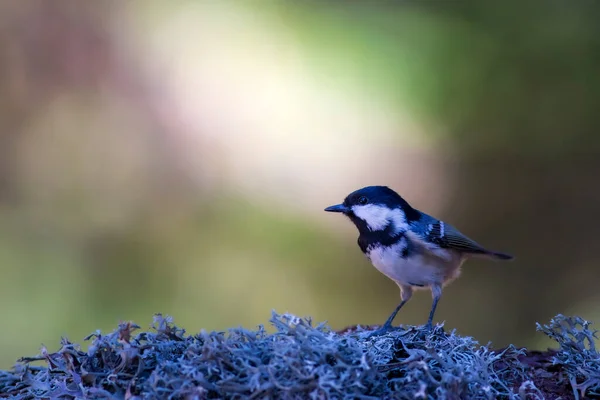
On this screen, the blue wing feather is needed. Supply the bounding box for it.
[411,213,513,260]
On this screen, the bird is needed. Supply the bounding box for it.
[324,185,513,333]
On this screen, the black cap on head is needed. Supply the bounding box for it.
[331,186,420,222]
[343,186,403,208]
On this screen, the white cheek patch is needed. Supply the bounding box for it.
[352,204,390,231]
[351,204,408,232]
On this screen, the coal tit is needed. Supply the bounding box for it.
[325,185,513,333]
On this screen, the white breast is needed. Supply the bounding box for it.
[367,241,464,288]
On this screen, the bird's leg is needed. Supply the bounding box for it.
[366,302,406,337]
[425,285,442,330]
[381,300,407,329]
[368,286,413,336]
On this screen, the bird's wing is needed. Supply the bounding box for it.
[410,215,513,260]
[423,220,489,254]
[409,214,488,254]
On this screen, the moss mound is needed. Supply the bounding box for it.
[0,313,597,399]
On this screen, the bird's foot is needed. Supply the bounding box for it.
[366,324,396,337]
[421,321,445,335]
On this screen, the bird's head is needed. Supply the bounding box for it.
[324,186,419,233]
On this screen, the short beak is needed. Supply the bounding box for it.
[324,204,349,213]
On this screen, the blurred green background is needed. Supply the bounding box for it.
[1,0,600,368]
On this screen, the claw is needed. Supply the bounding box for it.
[422,322,446,336]
[366,324,395,337]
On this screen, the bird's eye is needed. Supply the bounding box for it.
[358,196,368,205]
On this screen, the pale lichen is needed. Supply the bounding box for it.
[0,313,596,399]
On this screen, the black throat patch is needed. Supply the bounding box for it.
[356,224,408,255]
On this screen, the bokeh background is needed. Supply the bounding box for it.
[1,1,600,368]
